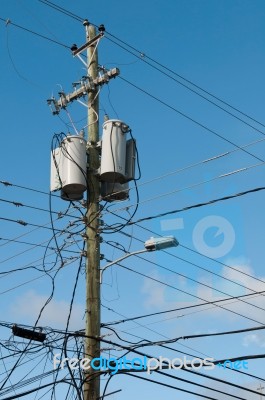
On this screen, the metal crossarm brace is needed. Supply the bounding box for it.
[49,68,120,114]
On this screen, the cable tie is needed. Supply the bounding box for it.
[13,202,23,207]
[1,181,12,186]
[17,220,27,226]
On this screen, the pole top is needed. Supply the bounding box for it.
[83,19,90,26]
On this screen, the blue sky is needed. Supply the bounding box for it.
[0,0,265,399]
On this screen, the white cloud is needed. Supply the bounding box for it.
[141,258,265,324]
[243,333,265,348]
[9,290,84,330]
[141,270,166,309]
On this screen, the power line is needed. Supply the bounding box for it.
[0,196,80,218]
[104,240,265,316]
[180,243,265,286]
[102,303,213,361]
[103,30,265,129]
[125,373,225,400]
[107,208,265,290]
[7,320,262,396]
[104,209,265,324]
[0,258,79,296]
[53,328,265,395]
[0,17,70,49]
[119,76,264,163]
[0,215,81,234]
[1,13,263,168]
[100,136,265,207]
[133,137,265,190]
[0,179,60,198]
[129,325,265,350]
[103,160,265,215]
[3,3,264,398]
[38,0,84,23]
[1,15,263,166]
[0,236,80,255]
[37,0,265,135]
[0,206,82,250]
[102,288,265,328]
[122,185,265,227]
[105,209,265,326]
[102,303,265,386]
[103,257,265,325]
[106,36,265,136]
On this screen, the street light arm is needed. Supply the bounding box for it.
[100,248,150,283]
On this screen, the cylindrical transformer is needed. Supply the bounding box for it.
[101,181,129,202]
[61,190,84,201]
[61,135,87,195]
[100,120,129,183]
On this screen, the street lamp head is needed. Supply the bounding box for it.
[144,236,179,251]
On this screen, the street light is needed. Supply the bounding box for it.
[100,236,179,283]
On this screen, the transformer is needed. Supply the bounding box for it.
[125,139,136,182]
[61,190,84,201]
[100,119,129,183]
[50,147,62,192]
[101,181,129,202]
[61,135,87,194]
[50,134,87,200]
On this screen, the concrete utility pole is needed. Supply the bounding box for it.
[84,21,101,400]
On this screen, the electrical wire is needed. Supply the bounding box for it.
[2,7,263,173]
[4,320,261,397]
[0,215,76,233]
[107,207,265,291]
[118,185,265,227]
[104,320,265,385]
[102,287,265,328]
[5,21,37,86]
[0,196,81,218]
[0,236,80,256]
[38,0,83,23]
[2,12,264,167]
[180,243,265,286]
[0,257,78,296]
[103,160,265,215]
[124,373,237,400]
[134,137,265,189]
[102,207,265,338]
[0,229,80,265]
[102,303,265,384]
[103,240,265,317]
[94,135,265,204]
[119,76,264,163]
[50,328,265,395]
[102,257,265,326]
[128,325,265,350]
[106,36,265,136]
[2,3,264,396]
[37,0,265,134]
[0,205,82,249]
[0,17,70,49]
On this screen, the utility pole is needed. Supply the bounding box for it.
[84,21,101,400]
[49,20,119,400]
